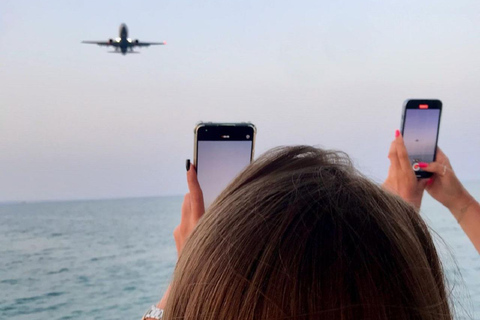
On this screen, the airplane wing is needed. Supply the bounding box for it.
[134,41,166,47]
[82,41,119,47]
[108,51,140,54]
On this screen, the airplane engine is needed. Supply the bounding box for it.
[108,39,113,44]
[134,39,139,44]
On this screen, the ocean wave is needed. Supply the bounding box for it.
[46,268,69,275]
[49,233,63,237]
[90,255,117,262]
[0,279,19,285]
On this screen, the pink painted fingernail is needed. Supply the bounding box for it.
[395,129,400,138]
[418,162,428,168]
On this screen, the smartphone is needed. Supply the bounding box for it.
[194,122,256,208]
[400,99,442,178]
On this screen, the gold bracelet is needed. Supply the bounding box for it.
[457,200,476,224]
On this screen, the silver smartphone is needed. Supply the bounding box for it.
[194,122,256,208]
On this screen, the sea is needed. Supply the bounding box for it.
[1,181,479,320]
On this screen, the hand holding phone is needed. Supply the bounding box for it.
[383,130,428,209]
[194,123,256,208]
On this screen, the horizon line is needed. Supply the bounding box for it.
[0,194,184,206]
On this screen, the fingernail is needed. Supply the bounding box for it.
[427,178,434,185]
[186,159,191,171]
[418,162,428,168]
[395,129,400,138]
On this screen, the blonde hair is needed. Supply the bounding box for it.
[165,146,451,320]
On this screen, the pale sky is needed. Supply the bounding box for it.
[1,0,479,202]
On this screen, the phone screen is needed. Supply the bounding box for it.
[402,100,441,177]
[195,124,255,208]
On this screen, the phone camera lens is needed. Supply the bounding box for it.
[412,162,420,171]
[246,135,251,139]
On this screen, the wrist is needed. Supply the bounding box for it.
[157,284,171,309]
[401,191,423,211]
[448,191,477,222]
[142,305,164,320]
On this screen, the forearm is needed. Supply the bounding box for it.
[143,285,171,320]
[157,284,171,309]
[450,196,480,254]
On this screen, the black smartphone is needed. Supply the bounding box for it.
[400,99,442,178]
[194,122,256,208]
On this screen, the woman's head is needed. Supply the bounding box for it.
[166,146,451,320]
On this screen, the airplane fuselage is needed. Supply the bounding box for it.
[117,24,130,54]
[108,24,138,54]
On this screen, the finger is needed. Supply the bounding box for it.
[418,162,447,176]
[435,147,451,168]
[435,146,445,160]
[187,164,205,218]
[426,177,434,187]
[181,193,192,222]
[388,139,401,171]
[394,132,412,172]
[417,178,428,189]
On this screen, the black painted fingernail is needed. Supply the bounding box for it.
[186,159,191,171]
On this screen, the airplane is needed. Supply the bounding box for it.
[82,24,166,55]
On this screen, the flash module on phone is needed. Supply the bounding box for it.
[400,99,442,178]
[194,122,256,208]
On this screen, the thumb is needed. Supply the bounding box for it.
[186,162,205,218]
[417,178,428,190]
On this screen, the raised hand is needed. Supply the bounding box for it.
[383,130,427,209]
[173,160,206,256]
